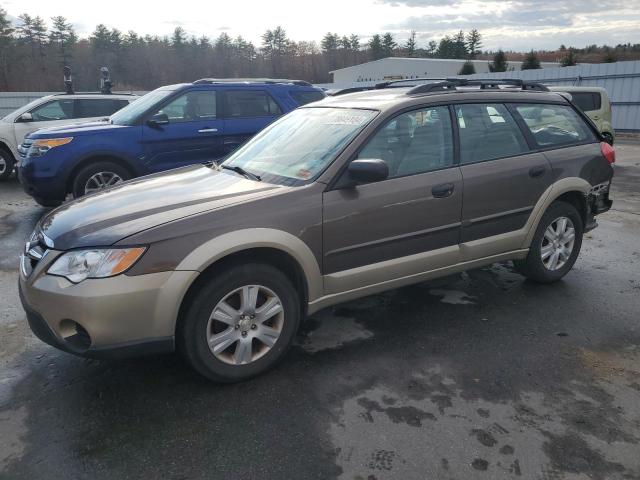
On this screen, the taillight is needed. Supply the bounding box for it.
[600,141,615,164]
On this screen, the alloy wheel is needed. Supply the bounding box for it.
[0,155,6,175]
[207,285,284,365]
[541,216,575,271]
[84,171,123,194]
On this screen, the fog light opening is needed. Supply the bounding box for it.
[59,319,92,351]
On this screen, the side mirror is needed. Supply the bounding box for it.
[347,159,389,185]
[147,112,169,126]
[17,112,33,122]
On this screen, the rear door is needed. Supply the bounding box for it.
[322,105,462,293]
[141,89,225,172]
[221,89,283,156]
[456,103,552,259]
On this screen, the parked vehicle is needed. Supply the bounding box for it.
[17,79,326,206]
[19,79,614,382]
[0,93,136,181]
[549,86,614,145]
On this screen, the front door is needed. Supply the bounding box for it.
[142,89,225,173]
[322,105,462,294]
[455,103,552,259]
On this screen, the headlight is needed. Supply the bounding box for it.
[48,247,146,283]
[28,137,73,157]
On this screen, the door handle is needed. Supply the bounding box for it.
[432,183,455,198]
[198,128,218,133]
[529,166,546,178]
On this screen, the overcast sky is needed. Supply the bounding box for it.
[5,0,640,51]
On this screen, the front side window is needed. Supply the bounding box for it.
[223,107,376,185]
[224,90,282,118]
[155,91,217,123]
[30,99,74,121]
[456,103,529,164]
[515,103,596,148]
[111,88,175,126]
[357,106,453,178]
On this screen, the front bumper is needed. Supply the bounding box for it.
[18,159,68,203]
[19,249,198,359]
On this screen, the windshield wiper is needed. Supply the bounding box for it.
[221,164,261,181]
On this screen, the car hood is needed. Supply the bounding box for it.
[28,120,127,137]
[39,165,286,250]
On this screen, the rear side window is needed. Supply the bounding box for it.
[75,99,130,118]
[224,90,283,118]
[570,92,601,112]
[455,103,529,164]
[289,90,325,106]
[514,104,596,148]
[30,99,75,121]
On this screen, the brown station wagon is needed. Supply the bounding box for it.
[19,79,615,382]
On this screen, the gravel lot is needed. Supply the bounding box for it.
[1,141,639,480]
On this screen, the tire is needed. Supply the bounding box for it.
[33,197,63,208]
[71,161,131,198]
[0,146,15,181]
[514,201,583,283]
[178,263,301,382]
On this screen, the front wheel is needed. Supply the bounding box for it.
[514,201,584,283]
[178,263,301,382]
[71,161,131,198]
[0,147,15,181]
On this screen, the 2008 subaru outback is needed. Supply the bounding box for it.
[19,79,614,382]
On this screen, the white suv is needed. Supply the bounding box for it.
[0,93,137,180]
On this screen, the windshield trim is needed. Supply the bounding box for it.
[222,106,379,187]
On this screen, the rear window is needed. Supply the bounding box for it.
[570,92,601,112]
[289,90,325,106]
[224,90,282,118]
[514,104,596,148]
[75,99,130,118]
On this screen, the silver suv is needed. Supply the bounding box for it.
[0,92,137,180]
[19,79,614,382]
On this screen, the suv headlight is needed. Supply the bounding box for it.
[28,137,73,157]
[48,247,146,283]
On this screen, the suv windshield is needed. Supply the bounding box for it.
[223,107,377,185]
[110,89,175,125]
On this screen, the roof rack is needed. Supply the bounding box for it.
[375,77,447,89]
[327,86,375,96]
[193,78,312,86]
[51,92,138,96]
[407,78,549,95]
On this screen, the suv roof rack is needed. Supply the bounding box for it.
[52,92,137,96]
[407,78,549,95]
[193,78,312,86]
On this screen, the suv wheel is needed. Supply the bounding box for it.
[514,201,584,283]
[178,263,301,382]
[71,161,131,198]
[0,146,15,181]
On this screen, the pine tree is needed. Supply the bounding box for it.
[560,48,578,67]
[0,7,14,89]
[369,34,384,60]
[382,33,396,57]
[466,29,482,59]
[405,30,417,57]
[521,50,541,70]
[489,50,508,72]
[49,16,76,66]
[458,60,476,75]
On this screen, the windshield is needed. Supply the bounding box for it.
[110,89,175,125]
[223,107,377,185]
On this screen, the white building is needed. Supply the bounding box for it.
[328,57,560,88]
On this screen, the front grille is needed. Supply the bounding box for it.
[18,139,32,159]
[21,230,51,277]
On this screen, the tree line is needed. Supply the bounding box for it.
[1,6,639,91]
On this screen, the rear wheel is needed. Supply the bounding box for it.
[0,146,15,181]
[514,201,583,283]
[71,161,131,198]
[178,263,301,382]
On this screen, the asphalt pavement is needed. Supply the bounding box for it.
[1,142,639,480]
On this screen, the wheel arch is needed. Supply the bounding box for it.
[522,177,590,248]
[173,229,323,331]
[65,153,138,194]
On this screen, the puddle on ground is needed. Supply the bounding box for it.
[297,310,373,354]
[428,289,476,305]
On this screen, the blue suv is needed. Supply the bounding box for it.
[18,79,325,206]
